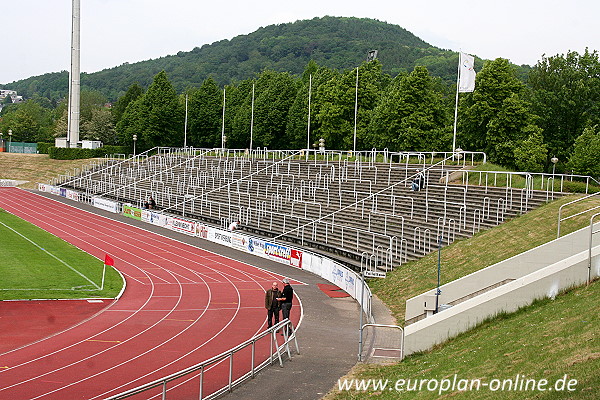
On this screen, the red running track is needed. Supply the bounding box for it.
[0,188,301,399]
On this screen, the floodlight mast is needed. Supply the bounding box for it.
[67,0,81,148]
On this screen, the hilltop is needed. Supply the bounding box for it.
[2,16,528,101]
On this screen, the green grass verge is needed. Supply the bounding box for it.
[465,163,600,194]
[327,281,599,399]
[0,208,122,300]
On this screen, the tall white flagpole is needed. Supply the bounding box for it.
[221,88,226,148]
[307,74,312,150]
[452,53,460,154]
[184,93,188,147]
[249,83,255,151]
[353,67,359,153]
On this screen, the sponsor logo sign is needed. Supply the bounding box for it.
[364,270,387,278]
[290,249,303,268]
[196,223,208,239]
[167,216,196,236]
[66,190,80,202]
[264,242,291,262]
[247,237,266,257]
[123,205,142,221]
[142,210,168,227]
[210,228,232,245]
[231,233,248,251]
[93,197,119,213]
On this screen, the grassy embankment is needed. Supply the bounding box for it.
[327,195,600,399]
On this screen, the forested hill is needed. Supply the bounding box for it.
[4,16,527,101]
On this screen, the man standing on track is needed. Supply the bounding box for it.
[265,282,282,328]
[278,278,294,334]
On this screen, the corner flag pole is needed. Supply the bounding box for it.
[102,254,114,291]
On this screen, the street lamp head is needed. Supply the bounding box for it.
[551,156,559,164]
[8,129,12,136]
[133,134,137,141]
[455,147,463,160]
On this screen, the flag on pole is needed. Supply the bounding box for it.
[458,52,476,93]
[104,254,114,266]
[101,254,113,291]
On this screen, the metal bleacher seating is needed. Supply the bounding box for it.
[56,148,555,273]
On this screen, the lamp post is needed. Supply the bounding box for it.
[319,138,325,152]
[8,129,12,152]
[133,134,137,156]
[434,234,443,314]
[551,156,558,176]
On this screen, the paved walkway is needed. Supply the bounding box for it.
[33,190,400,399]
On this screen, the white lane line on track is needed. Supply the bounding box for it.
[0,189,289,399]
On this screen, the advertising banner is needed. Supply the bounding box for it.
[50,186,61,196]
[231,233,249,252]
[167,216,197,236]
[290,249,303,269]
[246,237,266,258]
[264,242,291,263]
[66,190,80,202]
[208,227,233,247]
[59,188,67,197]
[123,205,142,220]
[38,183,48,192]
[142,210,169,228]
[196,223,209,239]
[93,197,119,213]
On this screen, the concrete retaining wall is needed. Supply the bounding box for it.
[403,224,600,356]
[406,223,599,322]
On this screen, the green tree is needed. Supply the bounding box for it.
[0,100,54,142]
[460,58,539,167]
[513,127,548,172]
[229,79,257,149]
[567,125,600,177]
[117,71,184,150]
[187,77,222,148]
[252,70,298,149]
[286,61,339,150]
[82,108,118,145]
[368,66,450,151]
[316,60,386,150]
[112,83,144,125]
[528,49,600,162]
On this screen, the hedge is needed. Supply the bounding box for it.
[48,145,130,160]
[37,142,54,154]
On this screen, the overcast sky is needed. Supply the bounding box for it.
[2,0,599,84]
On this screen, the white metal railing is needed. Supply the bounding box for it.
[105,319,299,400]
[557,192,600,238]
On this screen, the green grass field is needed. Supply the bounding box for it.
[0,208,123,300]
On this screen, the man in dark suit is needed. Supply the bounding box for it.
[265,282,282,328]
